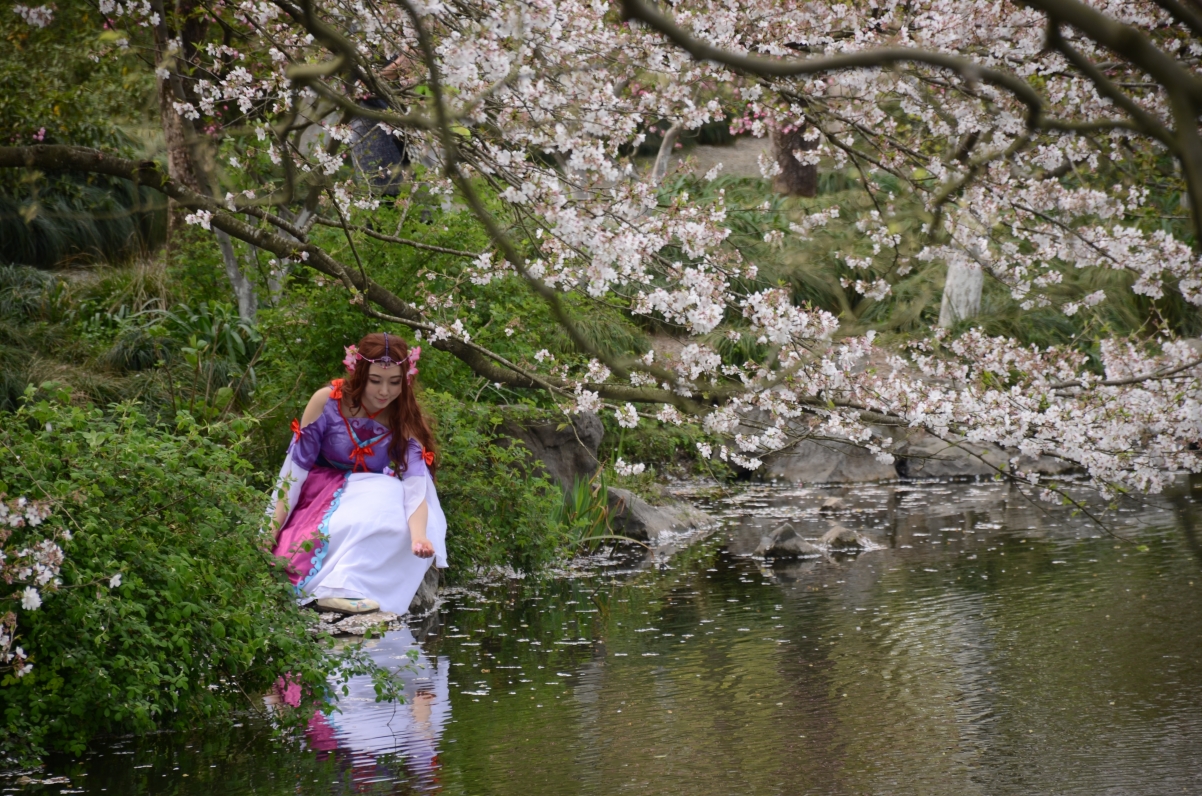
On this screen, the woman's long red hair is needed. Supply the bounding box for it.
[341,332,437,477]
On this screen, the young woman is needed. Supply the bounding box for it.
[271,332,447,615]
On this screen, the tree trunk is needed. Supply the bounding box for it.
[150,0,258,321]
[772,123,818,197]
[155,73,203,240]
[651,122,683,185]
[938,261,983,327]
[266,207,315,304]
[150,0,204,237]
[215,230,258,323]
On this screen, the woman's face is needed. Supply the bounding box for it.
[361,362,405,413]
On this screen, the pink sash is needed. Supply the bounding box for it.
[272,465,349,589]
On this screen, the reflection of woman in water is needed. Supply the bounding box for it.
[301,628,450,791]
[271,332,448,614]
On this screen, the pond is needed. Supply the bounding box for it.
[25,477,1202,795]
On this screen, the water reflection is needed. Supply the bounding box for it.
[304,627,450,792]
[34,477,1202,795]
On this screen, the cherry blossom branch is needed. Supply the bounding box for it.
[621,0,1202,251]
[7,0,1201,502]
[1022,0,1202,238]
[1049,356,1202,390]
[1045,23,1176,151]
[1149,0,1202,39]
[618,0,1046,121]
[389,0,688,391]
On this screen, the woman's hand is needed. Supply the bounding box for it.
[411,533,435,558]
[408,500,433,558]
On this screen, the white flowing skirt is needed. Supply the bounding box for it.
[302,472,448,614]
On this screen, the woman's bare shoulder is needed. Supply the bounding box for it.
[300,386,334,426]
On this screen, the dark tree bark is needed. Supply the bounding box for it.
[772,122,819,197]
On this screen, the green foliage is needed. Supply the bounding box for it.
[0,170,167,268]
[0,390,343,759]
[0,265,140,413]
[119,300,264,419]
[0,261,264,432]
[544,304,651,361]
[0,1,154,147]
[0,264,63,323]
[1,0,163,267]
[421,393,563,576]
[598,414,723,481]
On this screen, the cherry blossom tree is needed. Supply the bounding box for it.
[2,0,1200,507]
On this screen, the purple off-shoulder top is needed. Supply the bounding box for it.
[289,396,430,478]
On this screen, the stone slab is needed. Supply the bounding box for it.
[763,439,898,484]
[607,487,713,545]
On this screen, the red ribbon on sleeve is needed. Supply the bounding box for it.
[290,418,301,442]
[329,378,344,400]
[422,448,435,466]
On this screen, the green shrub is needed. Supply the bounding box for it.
[599,417,723,481]
[0,389,343,759]
[423,392,564,576]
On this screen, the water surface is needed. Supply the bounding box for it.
[24,477,1202,795]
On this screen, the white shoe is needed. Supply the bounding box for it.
[316,597,379,615]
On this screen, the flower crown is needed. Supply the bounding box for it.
[343,333,421,381]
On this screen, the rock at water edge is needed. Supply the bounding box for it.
[893,429,1008,479]
[607,487,712,545]
[763,439,898,484]
[334,611,401,636]
[503,412,603,490]
[820,525,870,550]
[409,565,440,616]
[818,497,845,513]
[754,521,823,559]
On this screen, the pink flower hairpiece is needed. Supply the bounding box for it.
[407,345,421,381]
[342,337,422,382]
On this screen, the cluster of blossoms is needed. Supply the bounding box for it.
[87,0,1202,502]
[613,458,646,477]
[12,4,54,28]
[0,495,58,678]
